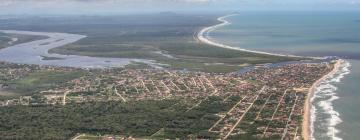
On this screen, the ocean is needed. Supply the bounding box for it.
[209,11,360,140]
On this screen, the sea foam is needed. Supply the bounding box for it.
[311,60,351,140]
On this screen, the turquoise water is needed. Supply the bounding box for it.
[211,12,360,140]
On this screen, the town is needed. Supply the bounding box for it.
[0,61,333,139]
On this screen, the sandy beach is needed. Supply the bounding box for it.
[197,14,315,59]
[302,59,343,140]
[197,14,355,139]
[198,15,340,139]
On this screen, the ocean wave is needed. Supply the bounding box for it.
[311,60,351,140]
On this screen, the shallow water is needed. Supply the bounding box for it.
[0,30,155,68]
[210,12,360,140]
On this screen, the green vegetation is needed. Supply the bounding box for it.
[124,62,154,69]
[24,14,302,73]
[0,91,20,100]
[0,14,312,140]
[0,14,303,73]
[5,70,86,95]
[0,96,240,140]
[0,32,47,49]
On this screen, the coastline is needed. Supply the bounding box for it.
[1,15,351,139]
[302,59,343,140]
[197,14,347,139]
[197,14,320,59]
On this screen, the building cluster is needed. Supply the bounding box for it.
[0,61,333,139]
[214,62,332,139]
[0,62,81,106]
[44,69,254,106]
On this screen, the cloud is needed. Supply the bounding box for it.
[0,0,217,4]
[0,1,13,7]
[0,0,234,10]
[0,0,358,15]
[0,0,234,15]
[0,0,223,8]
[350,0,360,5]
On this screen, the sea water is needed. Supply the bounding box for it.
[210,11,360,140]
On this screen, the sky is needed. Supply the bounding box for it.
[0,0,360,15]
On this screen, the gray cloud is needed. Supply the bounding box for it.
[0,0,358,15]
[0,0,218,4]
[0,0,228,8]
[0,0,234,15]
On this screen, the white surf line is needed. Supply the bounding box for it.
[200,14,349,140]
[310,60,351,140]
[197,14,323,59]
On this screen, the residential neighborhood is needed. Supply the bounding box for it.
[0,61,332,139]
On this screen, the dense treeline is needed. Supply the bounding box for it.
[0,96,239,140]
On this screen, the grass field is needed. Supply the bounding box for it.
[5,70,86,96]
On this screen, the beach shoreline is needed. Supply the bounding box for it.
[302,59,343,140]
[197,14,320,59]
[198,14,346,139]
